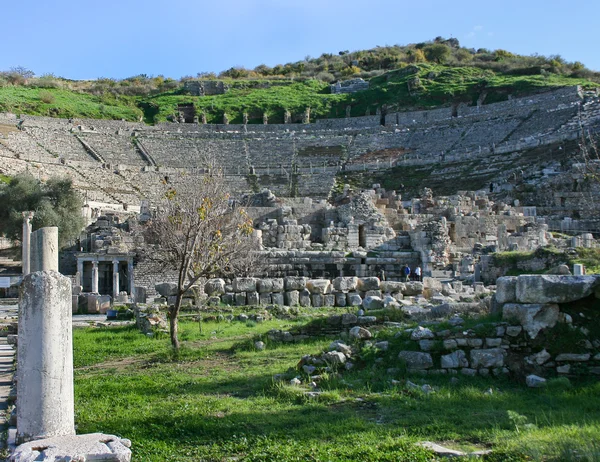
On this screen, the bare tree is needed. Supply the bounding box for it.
[143,171,260,350]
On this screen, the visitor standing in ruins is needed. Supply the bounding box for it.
[414,265,422,282]
[403,264,411,282]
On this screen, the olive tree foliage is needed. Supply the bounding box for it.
[0,173,84,247]
[143,172,261,350]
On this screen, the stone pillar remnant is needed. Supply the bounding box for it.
[112,260,120,299]
[21,211,34,276]
[91,261,99,293]
[128,260,135,297]
[30,227,59,273]
[17,271,75,444]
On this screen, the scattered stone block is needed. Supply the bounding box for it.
[502,303,559,339]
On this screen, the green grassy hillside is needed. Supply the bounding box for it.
[1,37,599,124]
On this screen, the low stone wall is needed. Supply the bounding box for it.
[203,276,424,308]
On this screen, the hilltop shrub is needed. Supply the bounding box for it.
[39,91,56,104]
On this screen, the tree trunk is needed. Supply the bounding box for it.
[169,293,182,351]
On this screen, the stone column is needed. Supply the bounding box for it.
[30,227,59,273]
[21,211,34,276]
[128,260,135,297]
[17,271,75,444]
[76,259,84,286]
[112,260,120,299]
[91,261,99,293]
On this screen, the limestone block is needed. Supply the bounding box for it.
[10,433,132,462]
[17,271,75,443]
[271,293,284,305]
[333,276,359,292]
[98,295,111,314]
[233,277,257,293]
[358,316,377,325]
[515,275,600,304]
[362,296,383,310]
[526,374,547,388]
[341,313,358,326]
[502,303,559,339]
[257,279,276,293]
[284,276,307,291]
[423,277,442,291]
[323,294,335,307]
[323,351,346,365]
[470,348,505,368]
[349,326,372,339]
[134,286,147,304]
[247,292,259,306]
[346,293,363,307]
[410,326,435,340]
[441,350,469,368]
[207,296,220,307]
[155,282,178,297]
[443,339,458,350]
[398,351,433,369]
[299,289,311,307]
[222,293,234,305]
[419,339,437,351]
[357,277,380,291]
[71,295,79,314]
[311,294,323,307]
[334,292,347,307]
[403,282,424,296]
[495,276,517,304]
[285,290,299,306]
[365,289,383,298]
[380,281,405,293]
[86,294,100,314]
[205,279,226,296]
[235,293,247,306]
[259,293,271,305]
[307,279,331,294]
[555,353,590,362]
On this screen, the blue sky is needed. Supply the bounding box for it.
[3,0,599,80]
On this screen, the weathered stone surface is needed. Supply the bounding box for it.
[347,293,363,306]
[257,278,276,293]
[441,350,469,368]
[362,295,383,310]
[495,276,517,304]
[284,276,307,291]
[358,316,377,325]
[323,294,335,307]
[349,326,372,339]
[398,351,433,369]
[375,341,389,351]
[285,290,299,306]
[527,349,551,365]
[486,338,502,347]
[334,292,347,307]
[443,339,458,350]
[410,326,435,340]
[555,353,591,362]
[357,277,380,291]
[233,277,257,293]
[329,340,352,355]
[204,278,225,296]
[502,303,559,339]
[333,276,358,292]
[311,294,323,307]
[506,325,522,337]
[380,281,405,293]
[341,313,358,326]
[259,293,272,305]
[155,282,178,297]
[403,281,424,296]
[10,433,132,462]
[247,291,259,306]
[235,292,247,306]
[299,289,311,307]
[307,279,331,294]
[470,348,505,368]
[271,293,284,305]
[323,351,346,365]
[516,275,600,304]
[17,271,75,444]
[419,339,437,351]
[526,374,547,388]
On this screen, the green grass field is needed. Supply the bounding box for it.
[1,64,597,124]
[72,314,600,461]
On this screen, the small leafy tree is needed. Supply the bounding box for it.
[0,173,84,247]
[143,172,260,350]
